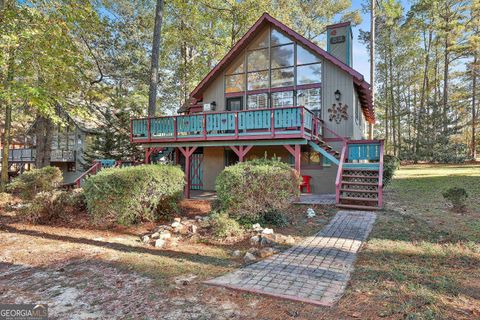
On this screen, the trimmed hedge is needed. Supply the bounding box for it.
[215,158,300,221]
[383,155,400,186]
[83,164,184,225]
[8,166,63,200]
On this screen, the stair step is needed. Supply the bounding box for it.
[340,189,378,193]
[337,204,381,210]
[339,196,378,202]
[343,168,379,172]
[341,181,378,186]
[342,174,379,179]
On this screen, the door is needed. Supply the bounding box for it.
[226,97,243,111]
[190,153,203,190]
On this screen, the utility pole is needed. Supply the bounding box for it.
[369,0,375,140]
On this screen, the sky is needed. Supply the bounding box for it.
[347,0,412,83]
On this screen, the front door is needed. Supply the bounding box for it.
[226,97,243,111]
[190,153,203,190]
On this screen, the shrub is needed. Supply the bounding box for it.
[0,192,13,206]
[442,187,468,212]
[383,155,400,186]
[215,158,300,221]
[8,166,63,200]
[209,211,244,238]
[19,189,85,224]
[83,164,184,225]
[263,210,289,227]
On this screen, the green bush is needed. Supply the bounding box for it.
[263,210,289,227]
[83,164,184,225]
[383,155,400,186]
[209,211,244,238]
[442,187,468,212]
[215,158,300,221]
[8,166,63,200]
[19,189,85,223]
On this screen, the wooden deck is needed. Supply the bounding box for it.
[131,106,321,145]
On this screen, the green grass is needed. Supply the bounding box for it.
[343,164,480,319]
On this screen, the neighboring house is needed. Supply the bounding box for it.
[131,13,384,209]
[2,112,100,185]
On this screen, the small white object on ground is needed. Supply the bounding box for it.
[306,208,316,218]
[251,223,263,231]
[154,239,166,248]
[171,221,182,228]
[261,228,274,235]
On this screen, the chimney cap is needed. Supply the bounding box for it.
[326,21,351,30]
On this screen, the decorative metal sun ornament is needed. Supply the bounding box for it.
[328,103,349,124]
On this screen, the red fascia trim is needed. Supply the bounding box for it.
[326,21,351,29]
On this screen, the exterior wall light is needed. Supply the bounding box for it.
[334,89,342,101]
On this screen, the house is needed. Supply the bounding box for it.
[2,112,100,185]
[131,13,384,209]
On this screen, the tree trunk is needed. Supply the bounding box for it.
[34,116,54,168]
[442,13,450,134]
[472,54,478,159]
[148,0,164,117]
[0,49,15,192]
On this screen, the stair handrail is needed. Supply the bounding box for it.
[321,120,348,142]
[378,139,385,208]
[335,141,348,204]
[74,161,102,188]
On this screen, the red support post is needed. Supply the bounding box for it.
[283,144,301,174]
[178,146,198,199]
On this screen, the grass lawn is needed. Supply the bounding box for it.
[341,164,480,319]
[0,164,479,319]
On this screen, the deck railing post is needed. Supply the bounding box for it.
[173,117,178,141]
[203,113,207,139]
[271,109,275,138]
[235,113,239,138]
[300,107,305,137]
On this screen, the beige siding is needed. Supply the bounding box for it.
[203,73,226,112]
[322,60,357,139]
[203,147,225,190]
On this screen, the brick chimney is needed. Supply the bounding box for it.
[326,22,353,67]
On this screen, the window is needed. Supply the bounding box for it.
[271,29,292,46]
[247,93,269,109]
[226,58,244,75]
[297,88,321,113]
[272,91,294,108]
[271,67,294,88]
[225,74,245,93]
[297,45,321,65]
[247,49,269,72]
[297,63,321,85]
[301,151,321,166]
[250,28,269,49]
[271,44,294,68]
[247,70,269,90]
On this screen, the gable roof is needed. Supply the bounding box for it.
[188,13,374,123]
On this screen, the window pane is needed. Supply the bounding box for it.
[226,57,244,75]
[225,74,245,93]
[272,91,294,108]
[271,28,292,46]
[247,93,269,109]
[297,88,321,113]
[297,63,321,85]
[301,151,321,165]
[247,71,269,90]
[297,45,320,65]
[249,28,269,49]
[271,44,294,68]
[247,49,269,71]
[271,67,294,88]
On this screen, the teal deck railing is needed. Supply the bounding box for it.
[343,140,382,169]
[131,106,321,143]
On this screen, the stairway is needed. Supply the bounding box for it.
[308,140,341,164]
[337,168,381,210]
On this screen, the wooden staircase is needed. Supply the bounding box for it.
[337,168,382,210]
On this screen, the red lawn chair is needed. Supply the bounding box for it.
[300,175,312,193]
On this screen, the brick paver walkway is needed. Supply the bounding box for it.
[205,211,377,306]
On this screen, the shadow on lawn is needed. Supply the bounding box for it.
[0,224,232,268]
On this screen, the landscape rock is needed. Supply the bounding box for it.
[251,223,263,231]
[158,231,171,240]
[260,237,273,247]
[250,235,261,246]
[244,252,256,263]
[155,239,166,248]
[171,221,182,228]
[258,247,275,258]
[150,232,160,239]
[231,250,242,257]
[174,217,182,223]
[142,235,150,243]
[261,228,274,235]
[190,225,198,234]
